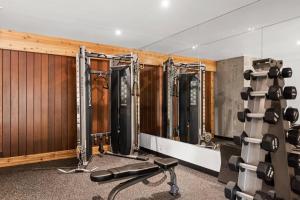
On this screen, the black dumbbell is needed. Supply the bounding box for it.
[291,124,300,130]
[240,86,281,101]
[283,86,297,100]
[241,86,297,101]
[228,156,274,182]
[243,67,292,80]
[237,108,279,124]
[269,67,293,78]
[296,168,300,176]
[281,67,293,78]
[291,176,300,194]
[283,107,299,123]
[286,128,300,146]
[234,132,279,152]
[225,181,275,200]
[288,153,300,169]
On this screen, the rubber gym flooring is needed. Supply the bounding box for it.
[0,154,224,200]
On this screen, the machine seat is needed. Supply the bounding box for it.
[154,158,178,170]
[90,158,178,183]
[91,170,114,182]
[90,158,180,200]
[91,162,159,182]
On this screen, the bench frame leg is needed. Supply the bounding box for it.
[107,171,162,200]
[106,167,180,200]
[168,167,179,196]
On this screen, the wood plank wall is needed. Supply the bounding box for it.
[140,65,163,135]
[0,49,214,158]
[90,60,109,134]
[0,30,216,160]
[0,49,76,157]
[0,49,113,158]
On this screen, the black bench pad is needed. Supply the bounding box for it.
[90,170,114,182]
[91,162,159,182]
[90,158,178,183]
[154,158,178,170]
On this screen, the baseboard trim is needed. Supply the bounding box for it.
[0,150,76,168]
[0,146,107,168]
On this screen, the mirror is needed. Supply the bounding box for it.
[139,0,300,153]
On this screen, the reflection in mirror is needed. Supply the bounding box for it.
[140,0,300,156]
[161,57,211,145]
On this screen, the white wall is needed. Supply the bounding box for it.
[284,59,300,123]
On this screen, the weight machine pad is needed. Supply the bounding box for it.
[91,162,158,182]
[90,170,114,182]
[90,158,178,182]
[154,158,178,170]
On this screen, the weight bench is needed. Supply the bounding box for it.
[90,158,179,200]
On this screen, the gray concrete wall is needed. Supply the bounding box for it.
[214,56,245,138]
[214,56,298,138]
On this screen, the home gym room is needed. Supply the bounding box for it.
[0,0,300,199]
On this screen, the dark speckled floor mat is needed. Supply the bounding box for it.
[0,154,224,200]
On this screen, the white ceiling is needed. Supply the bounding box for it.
[0,0,300,61]
[147,0,300,60]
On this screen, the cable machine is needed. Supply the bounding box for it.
[162,58,214,146]
[59,46,142,173]
[105,50,144,160]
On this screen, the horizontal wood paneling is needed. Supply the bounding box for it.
[0,29,216,71]
[0,150,76,168]
[0,146,109,168]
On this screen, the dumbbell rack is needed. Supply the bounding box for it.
[269,80,298,199]
[231,58,299,199]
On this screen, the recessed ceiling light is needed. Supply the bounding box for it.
[161,0,170,8]
[115,29,122,36]
[297,40,300,46]
[247,27,255,32]
[192,44,198,50]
